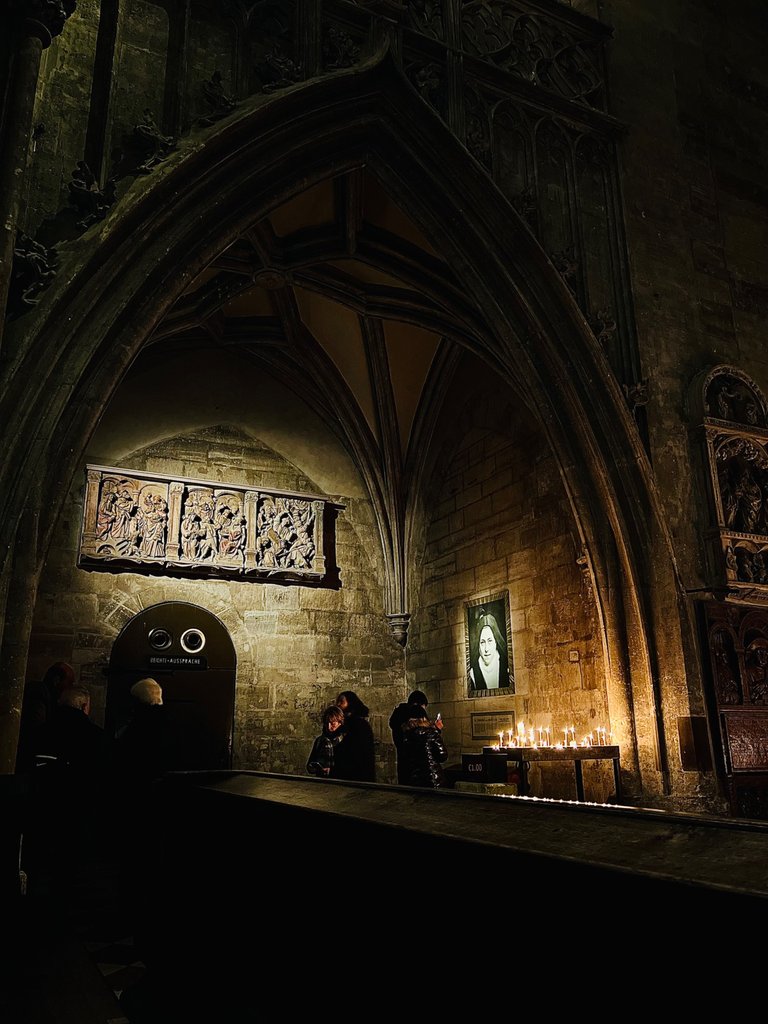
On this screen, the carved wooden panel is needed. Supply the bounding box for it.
[722,713,768,772]
[703,600,768,818]
[79,465,342,582]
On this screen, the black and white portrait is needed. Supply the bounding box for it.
[465,593,515,697]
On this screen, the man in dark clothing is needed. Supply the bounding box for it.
[399,710,448,789]
[16,661,76,772]
[38,685,110,772]
[389,690,429,784]
[115,677,174,785]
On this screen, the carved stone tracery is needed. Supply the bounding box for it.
[80,466,340,581]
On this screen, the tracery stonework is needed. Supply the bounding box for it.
[701,367,768,602]
[80,465,340,581]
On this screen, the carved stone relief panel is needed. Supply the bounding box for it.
[701,368,768,602]
[79,465,342,582]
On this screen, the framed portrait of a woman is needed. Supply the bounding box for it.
[465,592,515,698]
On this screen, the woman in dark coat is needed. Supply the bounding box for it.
[333,690,376,782]
[399,710,447,789]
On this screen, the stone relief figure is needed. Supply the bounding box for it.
[9,231,58,316]
[68,161,116,230]
[96,489,118,539]
[200,70,237,125]
[197,502,218,561]
[711,630,741,705]
[285,499,315,569]
[138,495,168,558]
[133,109,176,173]
[113,489,138,540]
[216,503,246,562]
[255,497,282,567]
[180,508,200,560]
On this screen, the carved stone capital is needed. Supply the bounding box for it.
[8,1,77,47]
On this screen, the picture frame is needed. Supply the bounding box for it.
[465,591,515,698]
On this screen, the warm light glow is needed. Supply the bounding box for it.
[493,721,614,751]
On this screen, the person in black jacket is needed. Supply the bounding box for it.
[333,690,376,781]
[16,661,76,772]
[399,709,447,789]
[306,704,345,777]
[37,685,110,773]
[389,690,429,784]
[115,677,174,785]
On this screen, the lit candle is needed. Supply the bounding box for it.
[499,732,504,748]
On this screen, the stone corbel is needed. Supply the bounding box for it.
[386,611,411,647]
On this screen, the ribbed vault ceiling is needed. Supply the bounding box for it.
[150,168,484,469]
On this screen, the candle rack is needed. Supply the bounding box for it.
[482,745,622,802]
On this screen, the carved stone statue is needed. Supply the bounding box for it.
[8,231,58,318]
[199,70,237,125]
[68,161,116,230]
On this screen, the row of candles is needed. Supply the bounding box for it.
[494,721,613,749]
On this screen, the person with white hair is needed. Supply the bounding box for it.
[115,677,172,783]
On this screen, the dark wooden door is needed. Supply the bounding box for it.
[106,601,236,771]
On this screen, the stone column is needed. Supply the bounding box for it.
[0,2,77,352]
[81,467,102,553]
[165,481,184,561]
[244,491,259,569]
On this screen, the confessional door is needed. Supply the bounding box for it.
[106,601,236,771]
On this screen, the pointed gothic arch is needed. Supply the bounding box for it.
[0,47,701,804]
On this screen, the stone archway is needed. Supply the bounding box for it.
[0,51,698,807]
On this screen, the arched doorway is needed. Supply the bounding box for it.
[106,601,236,771]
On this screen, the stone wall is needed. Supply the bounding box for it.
[408,354,613,802]
[29,422,405,783]
[604,0,768,586]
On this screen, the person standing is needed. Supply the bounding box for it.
[389,690,430,784]
[399,708,447,789]
[37,685,110,774]
[16,661,76,772]
[306,704,345,777]
[115,677,174,785]
[333,690,376,782]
